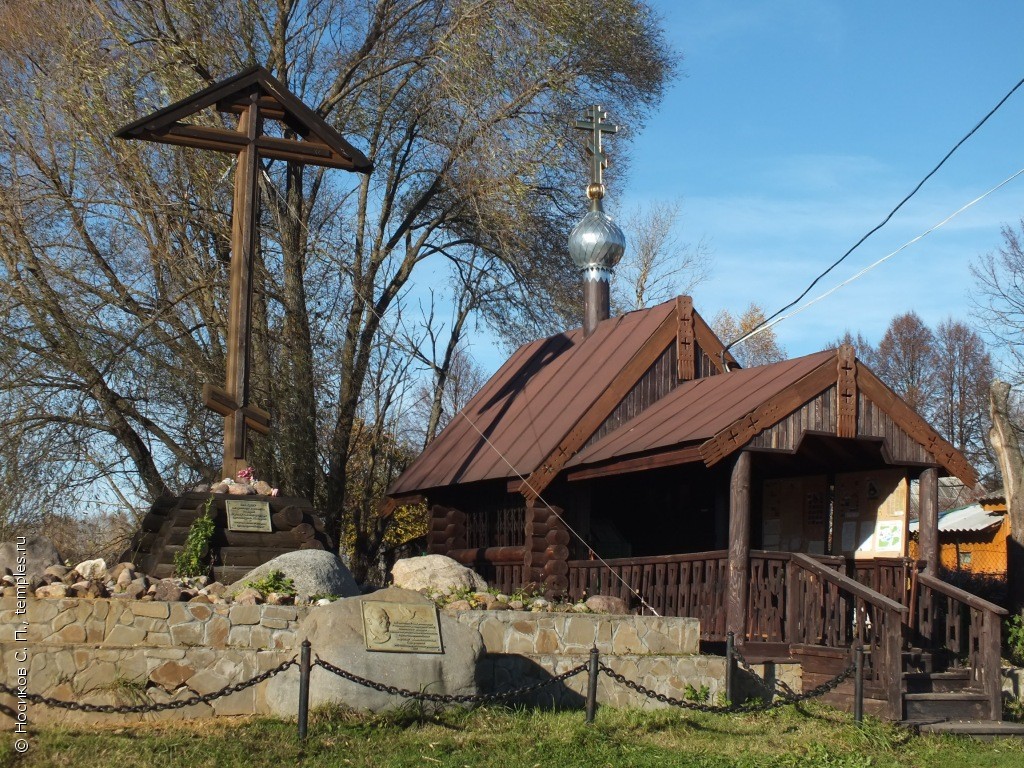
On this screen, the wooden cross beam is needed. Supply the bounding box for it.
[117,67,371,479]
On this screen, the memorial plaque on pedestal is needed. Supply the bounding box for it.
[361,600,443,653]
[226,499,273,533]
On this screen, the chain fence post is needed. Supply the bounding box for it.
[298,639,311,740]
[725,631,735,704]
[853,643,864,724]
[586,645,600,724]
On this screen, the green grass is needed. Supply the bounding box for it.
[3,703,1024,768]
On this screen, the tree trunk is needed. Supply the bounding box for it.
[989,380,1024,612]
[278,162,318,499]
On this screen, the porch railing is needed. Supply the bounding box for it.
[747,551,845,643]
[447,546,525,595]
[567,551,729,640]
[562,550,1005,721]
[914,571,1007,720]
[853,557,921,607]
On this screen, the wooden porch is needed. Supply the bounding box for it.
[569,550,1005,718]
[459,546,1006,722]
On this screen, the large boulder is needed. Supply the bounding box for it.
[0,537,62,581]
[391,555,487,594]
[266,587,483,714]
[228,550,360,601]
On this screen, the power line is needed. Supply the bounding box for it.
[726,73,1024,354]
[743,165,1024,342]
[457,410,661,615]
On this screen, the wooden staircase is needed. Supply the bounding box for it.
[902,663,990,722]
[750,554,1012,729]
[899,652,1024,736]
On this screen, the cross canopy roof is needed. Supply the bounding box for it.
[115,65,372,172]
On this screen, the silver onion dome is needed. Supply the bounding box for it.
[568,208,626,280]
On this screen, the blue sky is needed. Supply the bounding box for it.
[607,1,1024,362]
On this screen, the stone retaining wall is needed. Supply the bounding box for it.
[454,611,727,708]
[0,597,309,726]
[3,598,744,726]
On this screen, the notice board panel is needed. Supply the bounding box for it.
[762,475,828,555]
[834,469,908,559]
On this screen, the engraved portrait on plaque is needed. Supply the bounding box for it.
[361,600,443,654]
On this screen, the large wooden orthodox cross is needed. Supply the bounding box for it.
[117,67,371,478]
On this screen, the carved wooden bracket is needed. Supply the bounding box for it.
[836,344,858,438]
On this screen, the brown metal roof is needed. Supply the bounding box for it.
[387,300,677,495]
[388,296,977,501]
[567,350,835,468]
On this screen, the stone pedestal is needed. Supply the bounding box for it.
[121,492,334,583]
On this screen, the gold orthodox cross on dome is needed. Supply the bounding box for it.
[574,105,620,200]
[117,67,371,479]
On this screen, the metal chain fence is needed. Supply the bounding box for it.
[2,636,865,736]
[313,656,589,704]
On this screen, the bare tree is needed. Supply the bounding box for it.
[933,319,994,474]
[612,199,710,313]
[713,303,786,368]
[0,0,675,576]
[872,312,936,417]
[972,221,1024,384]
[989,380,1024,612]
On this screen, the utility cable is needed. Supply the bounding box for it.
[741,165,1024,342]
[725,73,1024,354]
[457,409,661,616]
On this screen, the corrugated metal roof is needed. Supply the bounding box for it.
[908,504,1004,533]
[567,350,835,467]
[977,488,1006,506]
[387,299,677,495]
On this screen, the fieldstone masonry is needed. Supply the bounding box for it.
[1,598,761,726]
[0,597,308,725]
[454,611,725,708]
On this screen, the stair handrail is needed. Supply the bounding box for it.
[915,572,1008,617]
[790,553,907,719]
[791,553,908,615]
[915,571,1007,720]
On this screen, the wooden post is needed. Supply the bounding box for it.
[918,467,939,575]
[984,611,1003,720]
[727,451,752,642]
[884,611,903,721]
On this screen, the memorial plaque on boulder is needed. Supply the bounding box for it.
[361,600,443,653]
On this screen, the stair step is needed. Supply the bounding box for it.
[903,670,973,693]
[906,720,1024,740]
[903,692,990,721]
[902,649,935,674]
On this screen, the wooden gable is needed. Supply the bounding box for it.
[697,347,976,485]
[517,297,734,501]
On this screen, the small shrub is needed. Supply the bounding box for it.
[245,569,297,596]
[1006,612,1024,666]
[683,683,711,704]
[1005,695,1024,723]
[174,497,215,578]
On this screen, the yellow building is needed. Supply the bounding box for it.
[909,498,1009,576]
